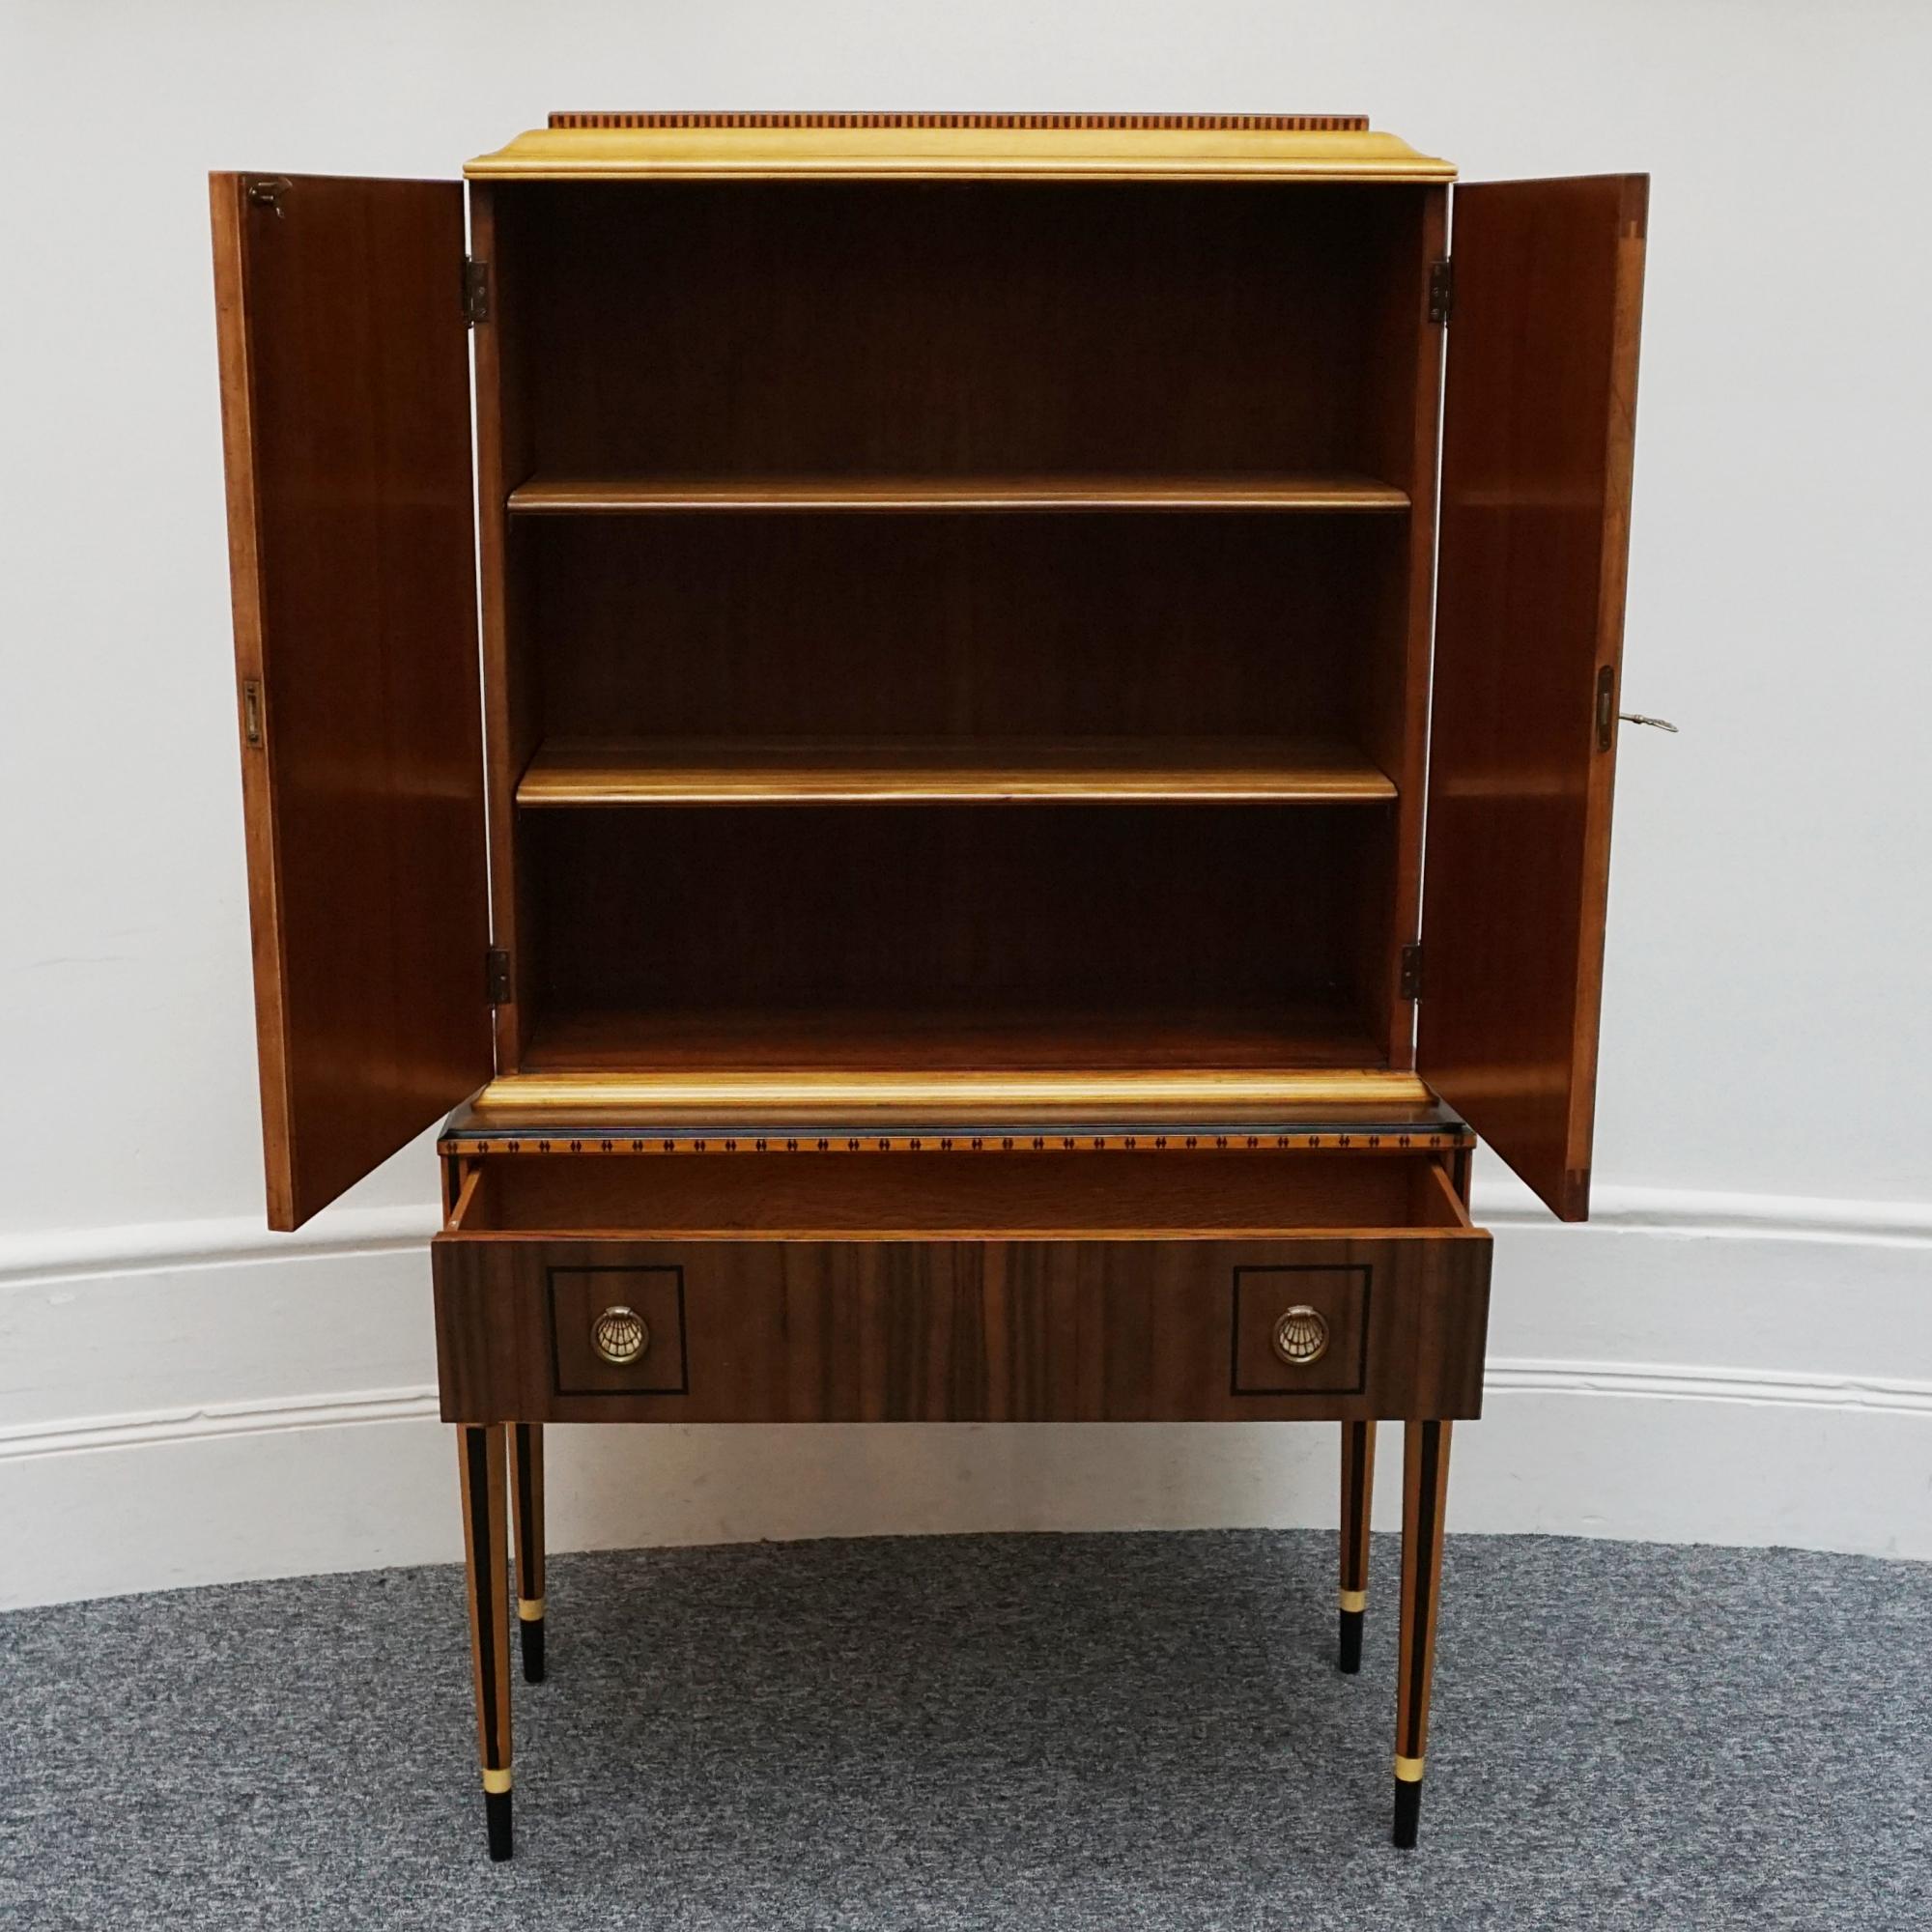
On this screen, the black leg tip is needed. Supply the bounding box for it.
[485,1788,513,1862]
[521,1616,546,1684]
[1338,1607,1364,1674]
[1392,1776,1421,1849]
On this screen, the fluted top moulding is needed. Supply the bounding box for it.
[465,111,1456,184]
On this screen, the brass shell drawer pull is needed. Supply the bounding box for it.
[591,1306,650,1365]
[1270,1305,1331,1367]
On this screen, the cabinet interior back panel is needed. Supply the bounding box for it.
[497,182,1431,483]
[525,512,1408,745]
[524,803,1394,1041]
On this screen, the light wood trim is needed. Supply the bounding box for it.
[516,737,1398,808]
[471,1068,1434,1120]
[467,120,1454,184]
[505,473,1411,515]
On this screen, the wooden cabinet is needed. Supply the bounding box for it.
[211,112,1647,1861]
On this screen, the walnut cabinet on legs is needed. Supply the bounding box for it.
[211,112,1648,1860]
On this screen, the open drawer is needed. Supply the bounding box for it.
[432,1151,1491,1425]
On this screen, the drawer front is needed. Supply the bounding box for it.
[435,1232,1491,1425]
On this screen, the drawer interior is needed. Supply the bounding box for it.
[444,1151,1472,1237]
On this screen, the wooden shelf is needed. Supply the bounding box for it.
[506,472,1411,515]
[516,737,1399,808]
[470,1006,1422,1133]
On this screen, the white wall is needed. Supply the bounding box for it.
[4,1,1930,1605]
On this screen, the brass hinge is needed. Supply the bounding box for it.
[241,678,264,747]
[486,947,512,1005]
[1400,943,1423,1002]
[1428,257,1453,325]
[1595,665,1617,751]
[462,256,491,326]
[242,175,290,218]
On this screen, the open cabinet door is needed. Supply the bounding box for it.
[1419,175,1647,1222]
[212,173,491,1231]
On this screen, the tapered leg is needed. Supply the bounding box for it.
[1393,1419,1452,1849]
[459,1423,514,1861]
[1339,1419,1376,1672]
[512,1423,546,1684]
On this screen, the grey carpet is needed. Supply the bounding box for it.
[2,1530,1927,1929]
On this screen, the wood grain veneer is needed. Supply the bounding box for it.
[1365,185,1447,1065]
[1395,1417,1454,1832]
[211,172,491,1229]
[433,1225,1490,1424]
[521,511,1406,749]
[499,183,1433,482]
[1419,175,1648,1221]
[470,183,538,1068]
[522,806,1393,1040]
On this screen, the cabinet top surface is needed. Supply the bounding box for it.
[465,111,1456,183]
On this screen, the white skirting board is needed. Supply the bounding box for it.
[2,1180,1928,1609]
